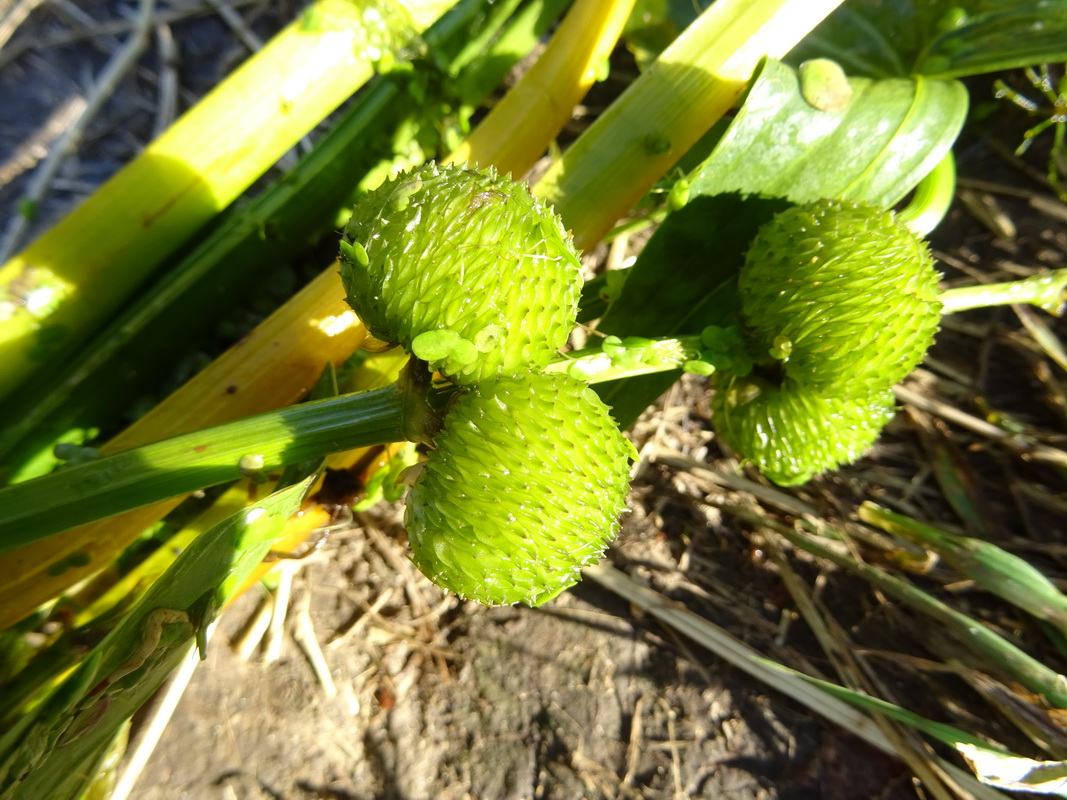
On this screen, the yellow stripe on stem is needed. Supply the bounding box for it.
[534,0,847,250]
[445,0,636,178]
[0,0,451,402]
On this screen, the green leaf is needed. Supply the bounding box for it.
[594,194,787,427]
[591,58,965,428]
[692,59,968,208]
[0,385,407,550]
[793,0,1067,80]
[0,478,313,800]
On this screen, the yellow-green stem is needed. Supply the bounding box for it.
[533,0,847,250]
[445,0,636,178]
[0,0,451,402]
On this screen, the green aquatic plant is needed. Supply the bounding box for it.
[405,372,635,606]
[338,162,583,385]
[713,198,943,485]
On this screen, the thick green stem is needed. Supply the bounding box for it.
[940,269,1067,315]
[534,0,847,250]
[0,336,704,550]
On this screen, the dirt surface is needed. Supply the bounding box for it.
[130,511,913,800]
[3,3,1067,800]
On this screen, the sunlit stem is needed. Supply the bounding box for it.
[534,0,847,251]
[548,335,702,382]
[940,269,1067,316]
[897,151,956,237]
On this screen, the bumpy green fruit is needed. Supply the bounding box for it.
[712,374,896,486]
[739,199,941,395]
[339,162,583,385]
[405,373,635,606]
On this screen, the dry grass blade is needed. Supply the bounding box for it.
[764,542,960,800]
[0,0,157,263]
[583,563,1007,800]
[895,383,1067,469]
[719,502,1067,709]
[0,0,43,50]
[860,503,1067,640]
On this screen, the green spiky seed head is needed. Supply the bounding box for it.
[405,373,636,606]
[339,162,583,385]
[739,199,941,395]
[712,374,896,486]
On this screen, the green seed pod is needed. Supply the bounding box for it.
[739,199,941,395]
[712,374,896,486]
[339,162,583,385]
[405,373,635,606]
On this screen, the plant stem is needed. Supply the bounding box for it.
[547,335,701,382]
[0,337,704,552]
[940,269,1067,315]
[445,0,636,178]
[533,0,847,250]
[0,0,453,403]
[897,151,957,237]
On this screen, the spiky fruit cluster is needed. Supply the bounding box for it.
[405,373,635,606]
[339,163,634,606]
[713,199,942,485]
[711,375,896,486]
[738,199,941,394]
[339,162,582,385]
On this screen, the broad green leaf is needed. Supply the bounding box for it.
[793,0,1067,80]
[0,478,313,800]
[593,58,965,427]
[692,59,968,207]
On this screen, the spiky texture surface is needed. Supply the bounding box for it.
[739,199,942,395]
[712,375,896,486]
[339,162,582,385]
[405,373,635,606]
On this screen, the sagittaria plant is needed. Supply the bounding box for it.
[5,1,1067,796]
[336,162,634,605]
